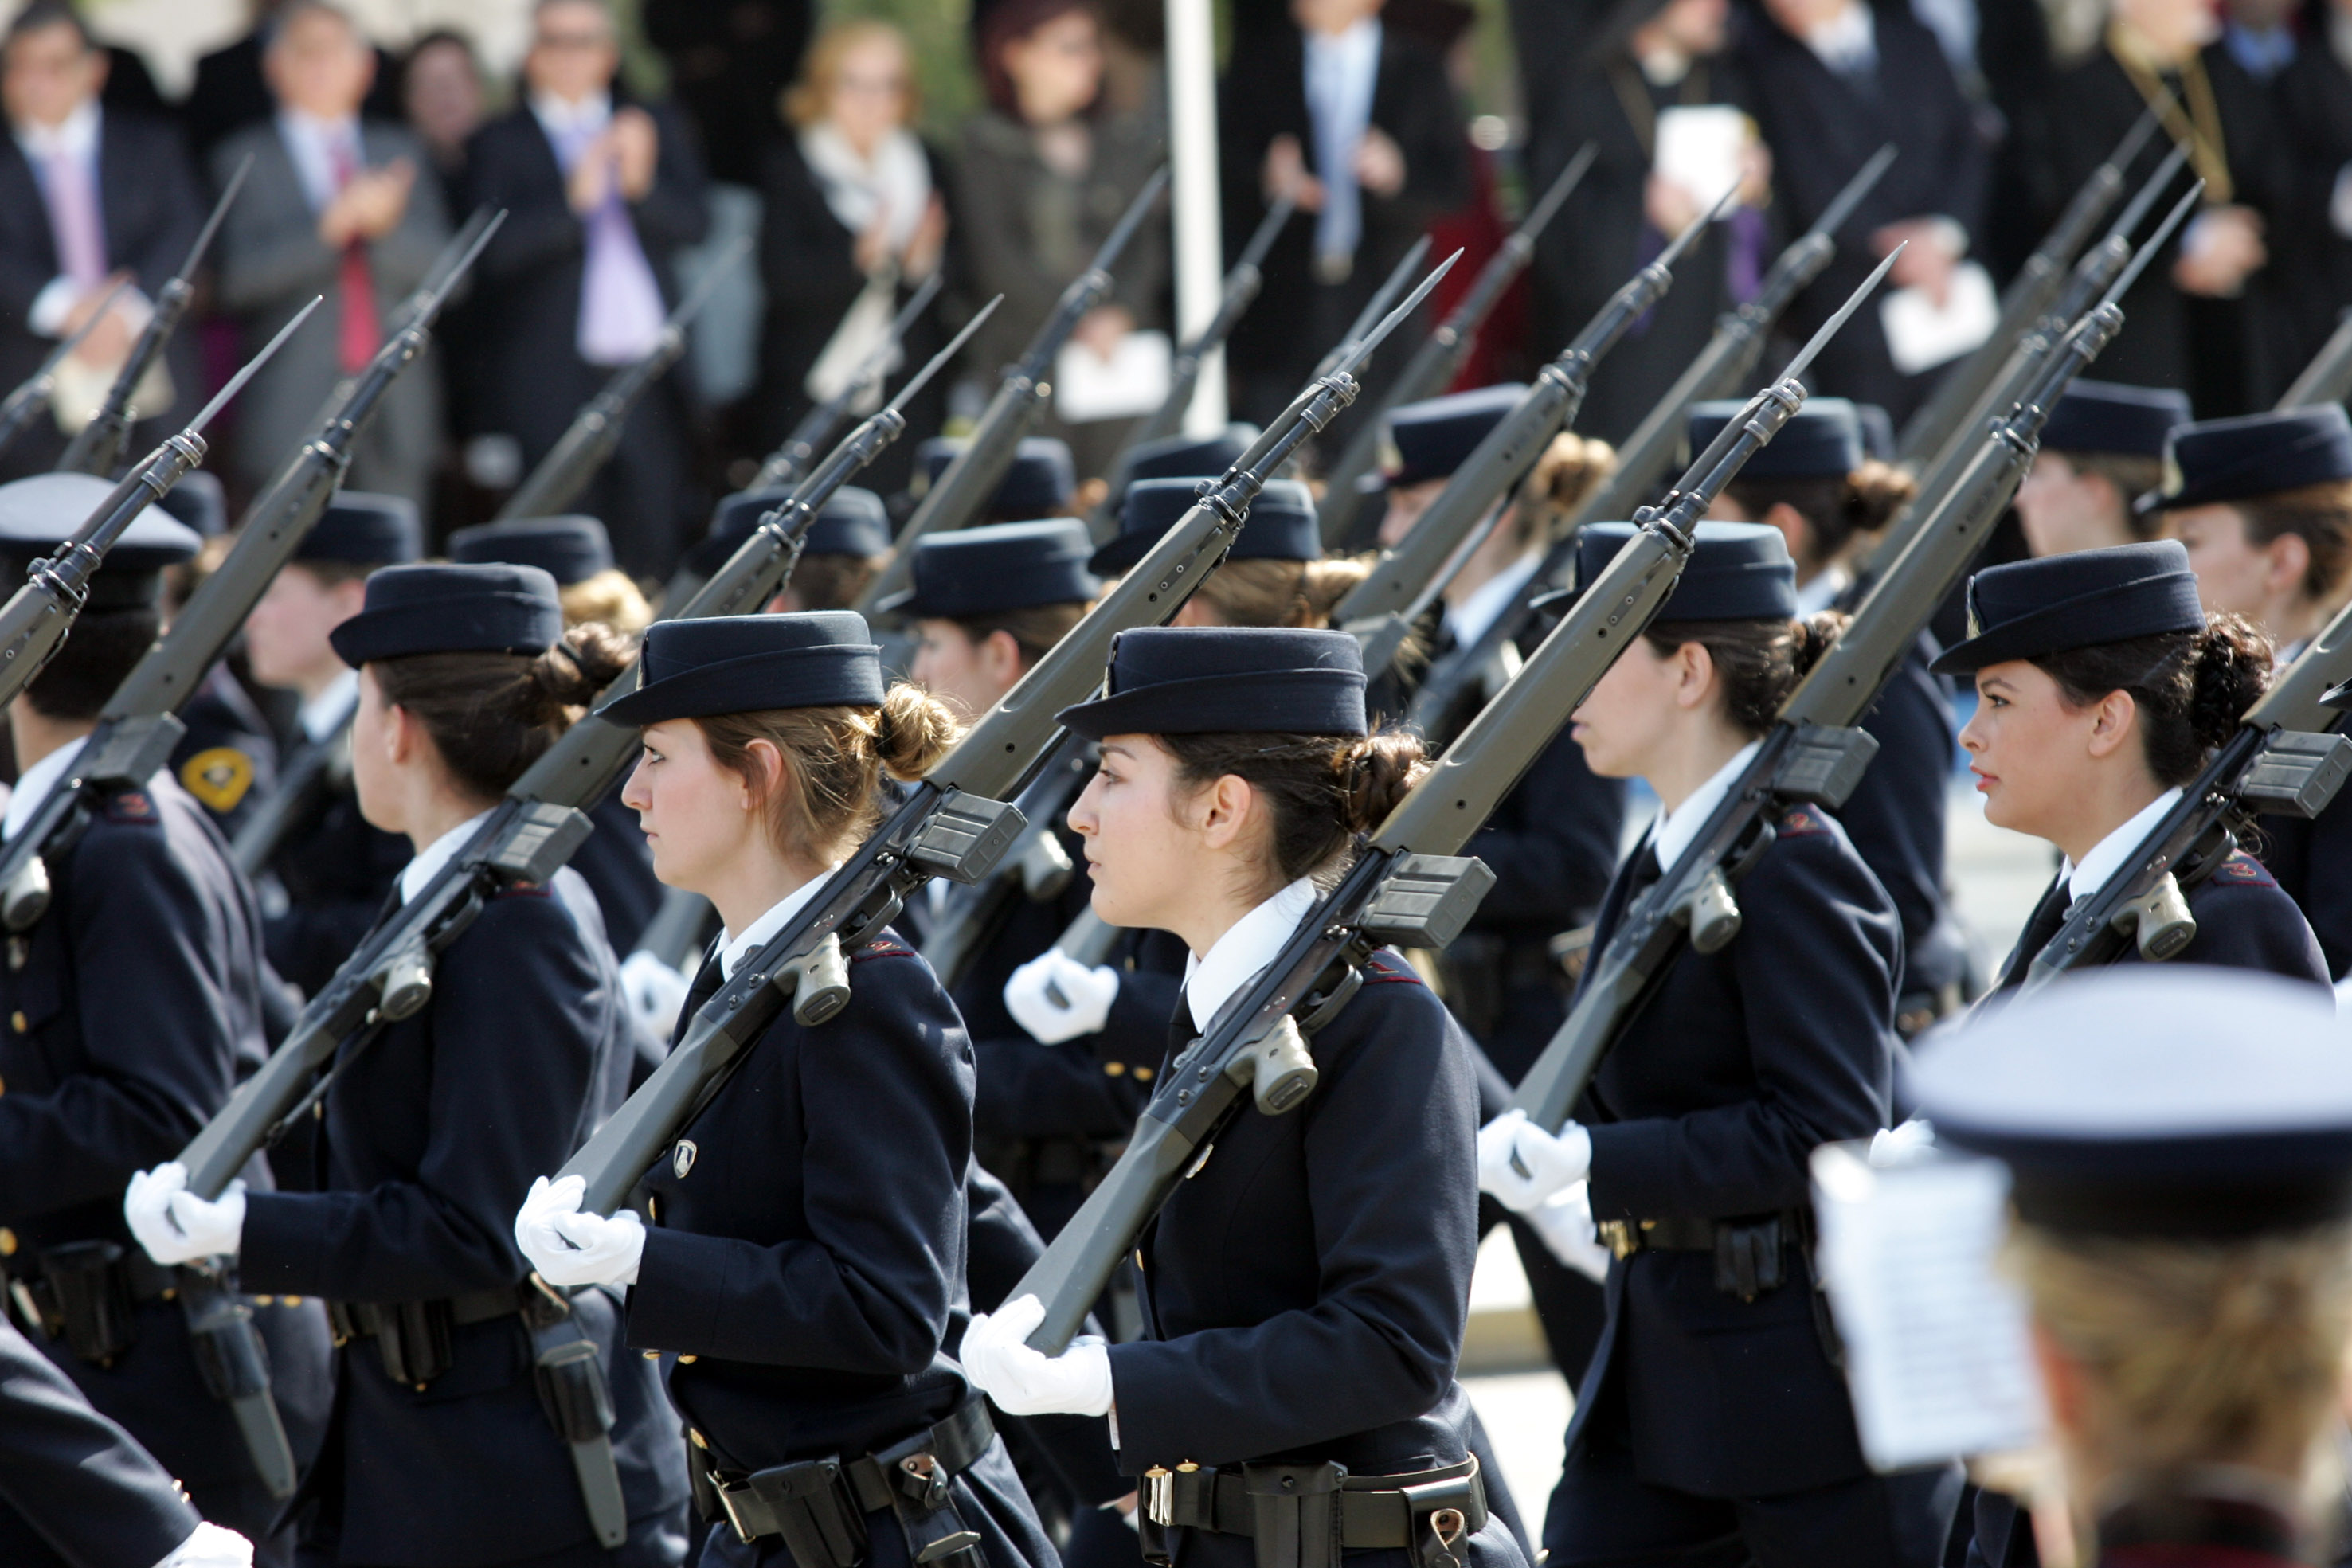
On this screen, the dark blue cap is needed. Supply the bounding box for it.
[1688,398,1865,479]
[1910,969,2352,1239]
[1382,384,1528,489]
[1057,627,1367,739]
[297,491,422,566]
[1931,540,2206,675]
[1090,478,1317,575]
[159,471,227,539]
[1855,404,1896,464]
[0,472,200,608]
[599,611,885,725]
[915,436,1076,519]
[1108,426,1255,501]
[880,518,1099,618]
[2042,380,2191,459]
[2142,405,2352,516]
[448,515,614,586]
[1575,522,1796,622]
[691,486,891,579]
[328,562,563,667]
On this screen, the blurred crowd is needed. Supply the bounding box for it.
[6,0,2351,581]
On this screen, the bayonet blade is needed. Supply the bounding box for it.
[1811,144,1896,243]
[1334,250,1463,381]
[885,295,999,417]
[1776,244,1904,387]
[2105,181,2204,308]
[194,296,320,432]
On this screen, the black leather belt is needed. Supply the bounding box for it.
[1595,1215,1717,1258]
[326,1285,520,1345]
[1141,1454,1485,1568]
[708,1397,996,1563]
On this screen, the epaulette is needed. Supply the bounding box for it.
[2208,851,2280,890]
[1779,804,1831,837]
[1362,950,1425,986]
[851,938,917,965]
[494,878,551,899]
[100,788,160,824]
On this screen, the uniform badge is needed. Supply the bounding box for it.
[180,748,256,815]
[672,1140,698,1179]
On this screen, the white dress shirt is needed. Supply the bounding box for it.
[1649,739,1764,876]
[276,108,364,214]
[2063,788,2185,905]
[1445,553,1540,657]
[299,669,361,744]
[1302,18,1381,268]
[717,870,840,980]
[17,100,109,336]
[398,809,493,904]
[2,736,87,842]
[1184,876,1321,1032]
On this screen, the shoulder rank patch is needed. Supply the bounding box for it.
[2210,853,2279,889]
[1362,951,1425,987]
[1780,805,1830,836]
[102,789,158,823]
[852,938,915,964]
[178,748,256,815]
[495,878,550,899]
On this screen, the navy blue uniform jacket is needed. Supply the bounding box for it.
[260,759,409,999]
[2252,804,2352,981]
[0,773,331,1539]
[240,866,687,1567]
[628,929,1056,1568]
[1571,805,1897,1500]
[171,663,280,840]
[1834,629,1963,1001]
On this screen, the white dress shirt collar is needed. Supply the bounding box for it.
[1650,738,1763,876]
[399,809,494,904]
[276,108,362,213]
[1444,552,1540,657]
[14,98,98,164]
[2,735,88,842]
[1802,2,1877,72]
[1184,876,1321,1033]
[532,90,613,143]
[299,668,360,744]
[2064,787,2184,905]
[1794,565,1852,618]
[718,870,839,980]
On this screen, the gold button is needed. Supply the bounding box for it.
[691,1429,710,1449]
[0,1227,16,1256]
[284,1296,303,1305]
[644,1350,662,1359]
[1133,1066,1153,1082]
[1176,1461,1199,1473]
[1104,1061,1125,1077]
[678,1354,698,1364]
[253,1295,274,1306]
[647,1195,658,1222]
[9,1011,25,1034]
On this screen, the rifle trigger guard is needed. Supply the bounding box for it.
[777,934,851,1026]
[1225,1015,1318,1116]
[1679,867,1743,956]
[2111,874,2197,964]
[1296,963,1363,1036]
[0,851,50,933]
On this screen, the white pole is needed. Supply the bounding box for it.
[1164,0,1227,433]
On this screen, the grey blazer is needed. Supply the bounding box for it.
[210,118,450,510]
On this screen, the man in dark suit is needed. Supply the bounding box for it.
[182,0,399,160]
[462,0,710,578]
[211,0,448,513]
[1219,0,1468,437]
[1737,0,1991,424]
[0,3,202,479]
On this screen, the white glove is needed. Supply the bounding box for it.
[124,1164,245,1265]
[960,1294,1114,1417]
[620,948,694,1041]
[1868,1117,1936,1167]
[1477,1109,1591,1214]
[154,1523,254,1568]
[514,1174,645,1288]
[1004,950,1120,1045]
[1521,1183,1611,1284]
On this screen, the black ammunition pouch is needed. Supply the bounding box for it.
[37,1241,147,1364]
[1713,1216,1785,1302]
[1141,1456,1485,1568]
[326,1285,517,1387]
[521,1281,628,1548]
[706,1397,996,1568]
[182,1284,273,1402]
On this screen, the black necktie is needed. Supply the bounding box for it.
[675,944,726,1046]
[1994,875,2073,992]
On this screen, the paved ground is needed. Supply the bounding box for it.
[1462,749,2058,1528]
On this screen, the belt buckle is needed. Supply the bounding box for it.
[1598,1220,1639,1261]
[714,1476,760,1546]
[1145,1467,1172,1527]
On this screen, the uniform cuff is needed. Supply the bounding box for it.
[235,1190,320,1295]
[624,1226,729,1355]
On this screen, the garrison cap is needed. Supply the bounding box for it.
[0,473,200,609]
[297,491,422,567]
[329,562,563,666]
[1379,384,1527,491]
[1575,521,1797,622]
[1930,540,2205,675]
[1105,425,1256,508]
[1687,398,1865,479]
[1909,969,2352,1239]
[2042,380,2190,459]
[690,486,891,579]
[158,471,227,539]
[1855,403,1896,464]
[915,436,1077,519]
[1090,478,1317,575]
[448,515,613,586]
[2139,405,2352,516]
[879,518,1099,618]
[1058,626,1366,740]
[599,612,884,725]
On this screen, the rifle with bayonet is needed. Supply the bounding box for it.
[1390,194,1735,734]
[857,170,1169,616]
[1125,195,1297,452]
[495,235,751,522]
[1560,147,1896,542]
[2280,311,2352,411]
[174,299,1005,1205]
[0,278,136,464]
[557,253,1463,1217]
[1003,255,1904,1356]
[750,272,945,493]
[1894,104,2166,463]
[225,215,507,880]
[1892,138,2193,555]
[1512,191,2199,1132]
[57,156,251,478]
[1335,190,1729,684]
[18,216,499,919]
[0,299,319,718]
[1313,237,1430,386]
[1316,146,1599,549]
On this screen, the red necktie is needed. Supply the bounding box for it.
[330,136,379,373]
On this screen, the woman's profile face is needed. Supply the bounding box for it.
[622,719,766,893]
[1002,7,1102,127]
[350,664,402,835]
[828,32,911,147]
[1067,734,1199,931]
[1958,659,2101,840]
[1570,639,1692,783]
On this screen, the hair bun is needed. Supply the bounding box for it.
[1338,729,1429,834]
[875,682,963,782]
[2187,612,2272,750]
